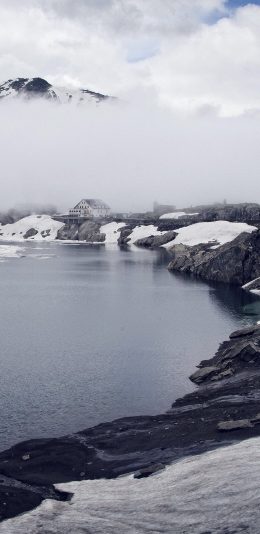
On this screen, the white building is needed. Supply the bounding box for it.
[69,199,111,219]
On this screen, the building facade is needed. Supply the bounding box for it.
[69,199,111,219]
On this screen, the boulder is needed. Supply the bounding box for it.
[217,419,254,431]
[134,231,177,248]
[23,228,38,239]
[229,325,260,339]
[41,229,51,238]
[189,366,219,384]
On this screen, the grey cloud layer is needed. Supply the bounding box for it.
[3,0,226,33]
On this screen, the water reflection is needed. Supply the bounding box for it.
[210,282,260,322]
[167,266,260,324]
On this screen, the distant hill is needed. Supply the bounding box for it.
[0,77,113,105]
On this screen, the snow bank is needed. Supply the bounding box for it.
[164,220,256,249]
[0,215,63,242]
[128,225,166,245]
[160,211,198,219]
[100,222,126,244]
[2,437,260,533]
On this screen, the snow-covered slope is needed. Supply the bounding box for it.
[0,78,112,105]
[164,220,256,248]
[2,438,260,533]
[0,215,63,241]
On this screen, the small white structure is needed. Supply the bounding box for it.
[69,199,111,219]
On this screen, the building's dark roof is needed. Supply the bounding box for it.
[75,199,110,209]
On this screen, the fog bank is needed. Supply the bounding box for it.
[0,99,259,213]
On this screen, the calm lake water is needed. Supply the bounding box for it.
[0,242,259,451]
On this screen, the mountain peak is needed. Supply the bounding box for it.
[0,77,112,105]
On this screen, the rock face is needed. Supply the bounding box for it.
[168,229,260,285]
[57,220,105,242]
[190,324,260,385]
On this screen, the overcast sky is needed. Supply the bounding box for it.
[0,0,260,211]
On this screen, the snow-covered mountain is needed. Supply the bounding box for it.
[0,77,113,105]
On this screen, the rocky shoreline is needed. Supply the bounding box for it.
[1,324,260,522]
[167,228,260,286]
[56,207,260,289]
[1,204,260,292]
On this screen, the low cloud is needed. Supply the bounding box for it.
[0,98,259,213]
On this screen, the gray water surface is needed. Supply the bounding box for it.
[0,242,259,451]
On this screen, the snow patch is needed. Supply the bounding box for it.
[100,222,126,244]
[242,277,260,297]
[2,438,260,533]
[160,211,198,219]
[0,215,63,242]
[163,221,256,249]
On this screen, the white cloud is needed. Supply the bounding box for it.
[150,4,260,116]
[0,1,260,115]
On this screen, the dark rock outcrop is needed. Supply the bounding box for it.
[156,203,260,228]
[117,225,134,246]
[57,220,105,242]
[168,229,260,285]
[134,231,177,249]
[190,324,260,385]
[0,77,56,100]
[23,228,38,239]
[196,203,260,224]
[229,324,260,339]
